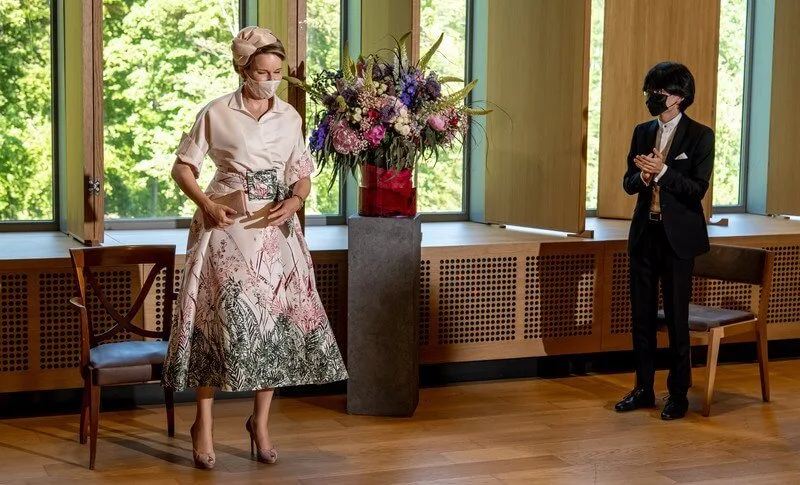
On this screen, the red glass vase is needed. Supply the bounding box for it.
[358,163,417,217]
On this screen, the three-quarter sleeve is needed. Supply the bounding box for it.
[284,129,315,187]
[174,109,210,179]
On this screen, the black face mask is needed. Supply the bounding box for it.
[645,92,669,116]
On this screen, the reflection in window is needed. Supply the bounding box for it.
[305,0,342,216]
[418,0,467,213]
[0,1,54,222]
[103,0,239,219]
[714,0,747,206]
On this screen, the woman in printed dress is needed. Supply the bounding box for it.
[162,26,347,469]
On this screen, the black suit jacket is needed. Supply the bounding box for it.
[623,114,715,259]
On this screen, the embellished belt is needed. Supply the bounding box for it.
[244,168,291,203]
[215,168,295,235]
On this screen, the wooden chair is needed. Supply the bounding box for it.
[657,244,774,417]
[69,245,177,469]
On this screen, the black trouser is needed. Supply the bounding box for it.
[629,220,694,396]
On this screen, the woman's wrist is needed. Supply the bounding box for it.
[291,193,305,209]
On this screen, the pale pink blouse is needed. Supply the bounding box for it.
[174,86,313,189]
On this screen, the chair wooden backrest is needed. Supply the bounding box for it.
[692,244,775,330]
[69,245,177,371]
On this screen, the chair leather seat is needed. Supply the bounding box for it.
[89,340,168,385]
[657,304,754,332]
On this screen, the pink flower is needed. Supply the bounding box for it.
[427,115,447,132]
[365,125,386,147]
[330,121,360,154]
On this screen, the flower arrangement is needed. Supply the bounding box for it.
[288,33,488,216]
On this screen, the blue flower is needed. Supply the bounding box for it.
[310,117,330,151]
[399,73,418,107]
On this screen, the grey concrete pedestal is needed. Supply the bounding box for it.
[346,215,421,416]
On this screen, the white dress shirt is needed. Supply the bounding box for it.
[640,112,682,184]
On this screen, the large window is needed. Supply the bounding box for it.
[586,0,749,211]
[102,0,240,220]
[713,0,747,207]
[305,0,342,216]
[0,1,54,223]
[586,0,604,211]
[418,0,468,214]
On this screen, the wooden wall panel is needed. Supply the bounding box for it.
[596,0,720,220]
[765,0,800,215]
[483,0,589,234]
[360,0,418,62]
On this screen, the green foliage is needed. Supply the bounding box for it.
[102,0,239,219]
[0,0,53,221]
[417,0,467,213]
[304,0,342,215]
[713,0,746,206]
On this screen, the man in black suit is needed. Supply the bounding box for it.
[614,62,715,420]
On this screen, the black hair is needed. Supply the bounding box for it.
[642,62,695,112]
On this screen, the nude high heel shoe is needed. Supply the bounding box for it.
[245,415,278,464]
[189,422,216,469]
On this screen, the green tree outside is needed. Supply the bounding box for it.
[0,0,53,221]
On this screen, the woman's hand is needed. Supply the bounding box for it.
[267,196,302,226]
[201,200,237,229]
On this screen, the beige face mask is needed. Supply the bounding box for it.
[245,77,281,99]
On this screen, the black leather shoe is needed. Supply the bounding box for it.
[614,387,656,412]
[660,395,689,420]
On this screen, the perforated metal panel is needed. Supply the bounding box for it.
[525,254,595,339]
[610,252,631,334]
[314,262,341,334]
[438,257,517,344]
[764,245,800,324]
[154,267,182,334]
[39,272,80,369]
[420,260,431,346]
[1,273,28,372]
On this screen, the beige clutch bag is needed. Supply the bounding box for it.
[208,190,247,215]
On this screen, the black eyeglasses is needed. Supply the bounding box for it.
[643,90,671,97]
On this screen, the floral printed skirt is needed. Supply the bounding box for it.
[162,209,348,392]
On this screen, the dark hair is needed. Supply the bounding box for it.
[642,62,695,112]
[235,41,286,76]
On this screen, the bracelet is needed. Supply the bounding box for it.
[291,193,305,208]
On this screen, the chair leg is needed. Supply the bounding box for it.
[89,385,100,470]
[756,325,770,403]
[79,379,90,444]
[702,329,722,417]
[164,388,175,437]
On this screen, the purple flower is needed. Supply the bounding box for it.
[424,74,441,99]
[341,88,358,106]
[380,101,399,123]
[310,117,331,151]
[399,72,418,107]
[323,94,337,108]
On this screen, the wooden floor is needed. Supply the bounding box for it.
[2,361,800,484]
